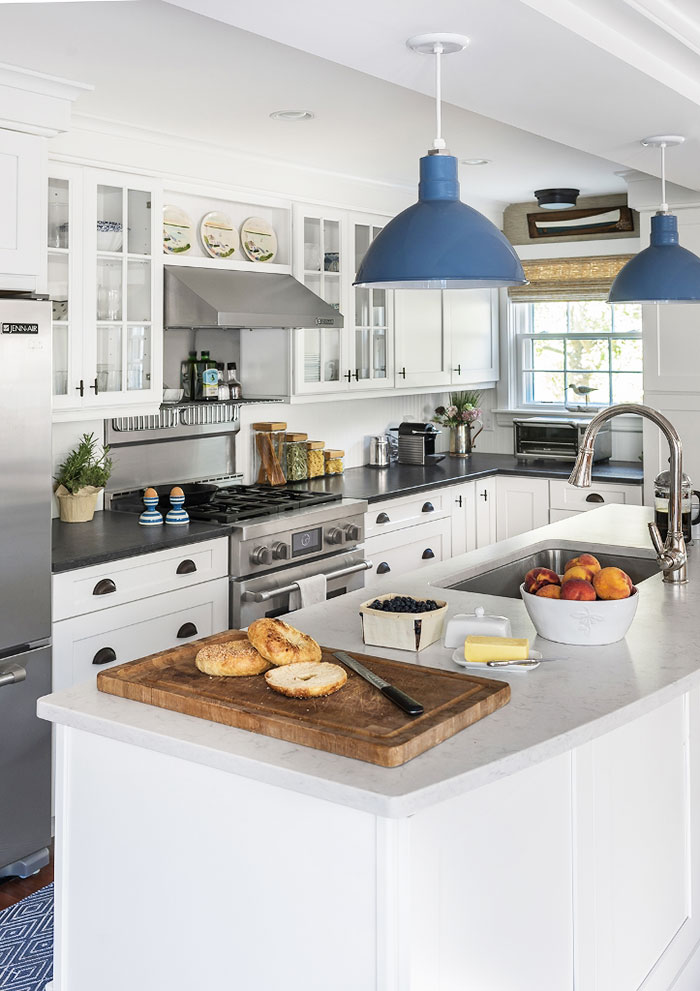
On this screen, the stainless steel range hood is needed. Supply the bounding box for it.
[164,266,343,330]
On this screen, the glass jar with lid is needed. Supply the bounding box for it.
[324,449,345,474]
[284,432,309,481]
[252,422,287,486]
[306,440,325,478]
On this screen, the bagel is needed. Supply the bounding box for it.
[264,661,347,699]
[247,618,322,667]
[195,639,270,677]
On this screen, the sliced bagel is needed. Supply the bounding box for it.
[264,661,347,699]
[195,639,270,677]
[247,618,322,667]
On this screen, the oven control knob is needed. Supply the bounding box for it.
[250,545,272,566]
[327,527,344,545]
[272,541,289,560]
[343,524,361,542]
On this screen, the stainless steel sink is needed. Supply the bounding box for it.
[440,546,659,599]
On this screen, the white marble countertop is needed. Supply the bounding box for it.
[38,506,700,818]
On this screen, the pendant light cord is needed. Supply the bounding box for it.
[433,42,446,151]
[660,142,668,213]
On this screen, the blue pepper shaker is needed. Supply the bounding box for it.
[165,485,189,526]
[139,487,163,527]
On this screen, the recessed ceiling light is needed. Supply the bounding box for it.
[269,110,314,122]
[460,158,491,166]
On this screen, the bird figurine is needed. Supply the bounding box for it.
[165,486,189,526]
[568,383,598,405]
[139,487,163,527]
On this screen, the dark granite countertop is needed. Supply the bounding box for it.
[52,512,230,574]
[289,453,643,504]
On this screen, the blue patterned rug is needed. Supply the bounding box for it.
[0,883,53,991]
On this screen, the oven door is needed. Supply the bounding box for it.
[231,548,372,628]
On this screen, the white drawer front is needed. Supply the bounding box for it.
[53,537,229,621]
[550,508,581,523]
[549,479,643,512]
[365,488,450,538]
[365,517,451,586]
[52,578,229,692]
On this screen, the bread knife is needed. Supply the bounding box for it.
[332,650,424,716]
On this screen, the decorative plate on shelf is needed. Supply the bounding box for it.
[163,205,193,254]
[240,216,277,263]
[200,211,239,259]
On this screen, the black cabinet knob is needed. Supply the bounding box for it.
[93,646,117,666]
[176,559,197,575]
[177,622,198,639]
[586,493,605,503]
[455,494,463,508]
[377,562,391,575]
[93,578,116,596]
[376,512,390,524]
[422,501,434,513]
[422,548,435,559]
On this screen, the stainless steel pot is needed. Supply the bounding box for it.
[368,435,390,468]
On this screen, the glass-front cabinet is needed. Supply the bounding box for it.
[292,206,392,395]
[48,165,162,419]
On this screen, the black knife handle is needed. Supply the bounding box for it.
[380,684,424,717]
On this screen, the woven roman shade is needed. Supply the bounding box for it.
[508,255,635,301]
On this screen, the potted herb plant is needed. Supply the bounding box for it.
[433,390,483,457]
[54,432,113,523]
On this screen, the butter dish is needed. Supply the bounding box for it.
[451,647,542,673]
[443,606,512,649]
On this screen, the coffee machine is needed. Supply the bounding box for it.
[395,423,444,466]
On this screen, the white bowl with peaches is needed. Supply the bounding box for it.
[520,553,639,646]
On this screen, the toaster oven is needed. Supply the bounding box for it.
[513,417,612,462]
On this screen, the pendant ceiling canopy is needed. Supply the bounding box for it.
[354,33,526,291]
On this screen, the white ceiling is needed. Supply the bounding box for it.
[3,0,699,205]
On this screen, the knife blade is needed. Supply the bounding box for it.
[332,650,424,716]
[486,658,541,668]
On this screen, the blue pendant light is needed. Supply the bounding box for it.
[609,135,700,303]
[354,34,526,291]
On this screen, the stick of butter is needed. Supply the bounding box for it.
[464,635,529,663]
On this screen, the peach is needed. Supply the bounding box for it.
[564,553,601,576]
[593,566,634,600]
[560,578,597,601]
[536,583,561,599]
[562,565,596,583]
[524,567,561,593]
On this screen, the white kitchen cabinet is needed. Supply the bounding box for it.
[0,129,44,292]
[443,288,499,385]
[364,488,451,539]
[450,481,477,557]
[394,289,451,388]
[549,479,642,524]
[365,516,452,586]
[496,475,550,541]
[474,475,497,547]
[49,164,163,420]
[52,578,229,692]
[349,215,393,391]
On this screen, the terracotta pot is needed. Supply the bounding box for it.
[56,485,101,523]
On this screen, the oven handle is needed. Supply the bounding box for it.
[242,560,373,603]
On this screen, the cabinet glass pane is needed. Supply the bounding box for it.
[127,260,151,322]
[305,272,321,297]
[355,287,370,326]
[324,273,340,309]
[48,252,69,321]
[127,324,151,391]
[373,328,387,378]
[322,329,340,381]
[303,327,321,383]
[372,289,386,327]
[97,324,123,392]
[304,218,321,271]
[53,324,68,396]
[355,224,370,273]
[48,178,69,249]
[97,258,122,321]
[323,220,340,272]
[127,189,151,255]
[355,328,370,380]
[96,185,123,252]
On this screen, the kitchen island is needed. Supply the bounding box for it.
[39,506,700,991]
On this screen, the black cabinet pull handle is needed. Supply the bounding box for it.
[89,377,98,394]
[177,622,198,639]
[377,562,391,575]
[399,367,406,379]
[586,493,605,503]
[422,501,434,513]
[455,494,463,508]
[454,364,461,375]
[480,489,488,501]
[353,369,359,381]
[93,578,116,596]
[344,369,352,382]
[376,512,390,524]
[75,379,84,397]
[176,559,197,575]
[422,548,435,559]
[93,646,116,666]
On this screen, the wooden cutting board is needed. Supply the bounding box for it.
[97,630,510,767]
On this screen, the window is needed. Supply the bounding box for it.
[513,299,643,408]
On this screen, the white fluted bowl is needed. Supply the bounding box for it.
[520,583,639,646]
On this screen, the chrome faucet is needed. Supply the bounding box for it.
[569,403,687,585]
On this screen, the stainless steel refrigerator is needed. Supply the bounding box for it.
[0,297,52,879]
